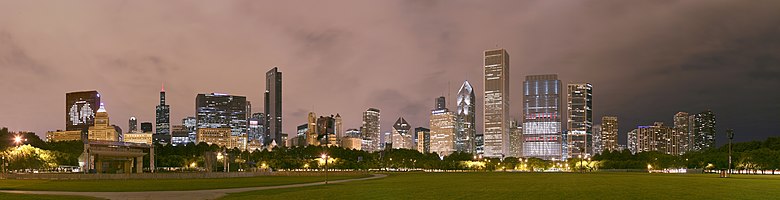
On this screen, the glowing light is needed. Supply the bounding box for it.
[190,162,197,168]
[13,136,22,144]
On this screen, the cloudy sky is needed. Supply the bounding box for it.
[1,0,778,145]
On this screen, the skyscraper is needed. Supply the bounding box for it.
[508,120,522,158]
[601,116,619,152]
[66,91,101,131]
[248,113,265,143]
[183,116,197,144]
[415,127,431,153]
[361,108,381,152]
[306,112,318,146]
[566,83,593,158]
[522,74,564,160]
[628,122,672,154]
[483,49,510,158]
[265,67,283,146]
[592,125,602,155]
[692,110,716,151]
[316,115,338,146]
[195,93,248,137]
[455,80,476,154]
[129,117,138,132]
[391,117,413,149]
[673,112,691,154]
[155,85,171,144]
[430,97,456,156]
[335,114,343,143]
[435,96,446,110]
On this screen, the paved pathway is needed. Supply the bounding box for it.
[0,174,386,200]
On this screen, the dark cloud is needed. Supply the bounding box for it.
[0,0,778,146]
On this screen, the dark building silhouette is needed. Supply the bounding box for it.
[155,85,170,144]
[265,67,283,146]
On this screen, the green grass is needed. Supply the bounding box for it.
[222,172,780,200]
[0,193,99,200]
[0,175,368,192]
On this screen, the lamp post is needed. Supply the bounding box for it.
[321,153,329,184]
[727,129,734,176]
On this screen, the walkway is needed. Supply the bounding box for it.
[0,174,387,200]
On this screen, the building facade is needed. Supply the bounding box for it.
[522,74,564,160]
[430,97,456,157]
[628,122,672,154]
[265,67,283,146]
[673,112,691,154]
[391,117,413,149]
[129,117,138,132]
[195,93,248,137]
[66,91,101,131]
[196,128,247,150]
[691,110,716,151]
[483,49,510,158]
[248,113,265,143]
[415,127,431,153]
[601,116,619,152]
[508,120,522,158]
[155,86,170,144]
[456,80,476,154]
[361,108,381,152]
[566,83,593,158]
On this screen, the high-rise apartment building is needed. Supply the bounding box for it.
[415,127,431,153]
[628,122,672,154]
[483,49,510,158]
[456,80,476,153]
[430,97,456,156]
[508,120,522,158]
[155,85,171,144]
[673,112,691,154]
[265,67,283,146]
[601,116,619,152]
[691,110,716,151]
[592,125,603,155]
[391,117,413,149]
[361,108,381,152]
[567,83,593,158]
[195,93,248,137]
[66,91,101,131]
[522,74,564,160]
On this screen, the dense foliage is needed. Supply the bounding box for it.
[2,127,780,172]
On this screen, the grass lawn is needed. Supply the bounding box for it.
[0,174,368,192]
[222,172,780,200]
[0,193,100,200]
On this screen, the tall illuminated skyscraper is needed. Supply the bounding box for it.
[265,67,283,146]
[483,49,510,158]
[361,108,381,152]
[391,117,413,149]
[522,74,564,160]
[415,127,431,153]
[65,91,101,131]
[673,112,691,154]
[155,84,171,144]
[455,80,476,153]
[692,110,716,151]
[195,93,248,137]
[430,97,456,156]
[566,83,592,158]
[601,116,618,152]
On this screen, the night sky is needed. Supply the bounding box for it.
[1,1,778,146]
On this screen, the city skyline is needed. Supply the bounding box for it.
[1,1,779,147]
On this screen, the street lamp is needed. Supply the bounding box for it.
[13,135,25,146]
[321,153,329,184]
[727,129,734,176]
